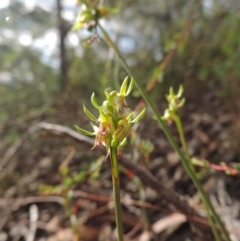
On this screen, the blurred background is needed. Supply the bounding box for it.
[1,0,240,240]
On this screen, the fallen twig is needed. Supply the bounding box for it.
[0,122,94,171]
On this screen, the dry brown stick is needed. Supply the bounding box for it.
[0,196,65,207]
[26,204,38,241]
[0,122,94,171]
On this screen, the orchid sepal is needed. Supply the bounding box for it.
[74,125,95,136]
[91,92,101,109]
[131,108,146,123]
[83,105,97,122]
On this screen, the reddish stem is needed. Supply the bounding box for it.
[194,159,239,175]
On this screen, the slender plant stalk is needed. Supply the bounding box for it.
[205,205,221,241]
[174,113,221,241]
[110,146,124,241]
[174,114,191,161]
[99,23,231,241]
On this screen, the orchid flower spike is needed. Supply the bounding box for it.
[75,77,145,155]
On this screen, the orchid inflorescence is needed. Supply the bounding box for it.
[72,0,118,45]
[75,77,146,154]
[162,85,185,122]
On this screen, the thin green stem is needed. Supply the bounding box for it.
[174,113,191,161]
[110,146,124,241]
[174,112,221,241]
[205,205,222,241]
[99,23,231,241]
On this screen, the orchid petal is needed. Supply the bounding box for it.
[119,137,127,147]
[90,123,99,133]
[119,76,129,96]
[126,112,135,121]
[177,84,184,98]
[125,77,134,96]
[75,125,95,136]
[178,97,186,107]
[131,108,146,123]
[83,105,97,122]
[91,92,100,109]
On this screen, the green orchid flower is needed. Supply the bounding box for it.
[162,85,185,122]
[166,84,185,110]
[72,1,118,45]
[75,77,145,154]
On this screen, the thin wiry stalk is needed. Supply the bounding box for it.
[110,146,124,241]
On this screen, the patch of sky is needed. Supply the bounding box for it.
[32,29,58,50]
[118,37,135,54]
[0,72,11,83]
[2,29,15,38]
[202,0,214,15]
[154,48,163,62]
[25,0,78,17]
[62,8,76,22]
[62,0,79,22]
[99,19,118,41]
[18,32,33,46]
[32,29,59,69]
[17,0,52,11]
[0,0,9,9]
[18,0,36,11]
[99,19,136,54]
[67,32,79,48]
